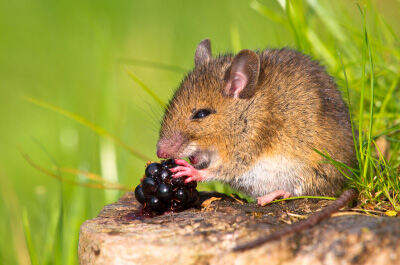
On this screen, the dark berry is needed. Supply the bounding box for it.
[137,160,200,214]
[142,177,157,195]
[171,200,183,211]
[171,177,185,187]
[188,189,199,204]
[187,181,197,189]
[175,188,189,204]
[159,168,172,182]
[148,196,166,212]
[156,183,172,202]
[152,174,162,184]
[161,159,177,169]
[134,185,146,204]
[145,163,161,178]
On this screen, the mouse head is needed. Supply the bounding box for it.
[157,39,261,171]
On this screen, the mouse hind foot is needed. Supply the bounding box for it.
[257,190,291,206]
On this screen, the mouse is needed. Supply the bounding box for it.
[156,38,358,249]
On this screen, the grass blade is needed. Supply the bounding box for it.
[313,148,359,174]
[306,28,338,69]
[126,69,167,109]
[250,0,287,25]
[59,167,132,188]
[378,75,399,117]
[285,0,302,49]
[30,136,64,265]
[24,96,152,162]
[358,39,366,165]
[338,50,360,164]
[358,5,375,183]
[373,123,400,140]
[117,58,187,73]
[267,195,336,205]
[0,165,31,265]
[22,208,39,265]
[21,150,132,191]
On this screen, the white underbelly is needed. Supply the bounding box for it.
[229,155,306,198]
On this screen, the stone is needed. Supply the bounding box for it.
[79,192,400,265]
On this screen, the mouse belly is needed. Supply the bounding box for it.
[229,155,307,198]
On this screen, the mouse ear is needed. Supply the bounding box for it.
[224,50,260,99]
[195,39,212,67]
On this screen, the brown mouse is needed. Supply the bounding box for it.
[156,39,357,248]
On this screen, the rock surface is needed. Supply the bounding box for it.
[79,192,400,265]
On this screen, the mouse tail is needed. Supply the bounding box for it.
[232,189,358,252]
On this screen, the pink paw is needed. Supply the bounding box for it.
[257,190,291,206]
[170,159,207,183]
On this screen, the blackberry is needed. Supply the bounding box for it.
[188,189,199,204]
[175,188,189,204]
[159,168,172,182]
[145,163,161,178]
[187,181,197,189]
[148,196,166,213]
[134,185,146,204]
[157,183,172,202]
[171,200,183,211]
[171,177,185,187]
[134,159,199,215]
[142,177,157,195]
[161,158,177,169]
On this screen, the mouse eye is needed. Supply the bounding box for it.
[191,109,214,120]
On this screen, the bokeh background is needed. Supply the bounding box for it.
[1,0,399,264]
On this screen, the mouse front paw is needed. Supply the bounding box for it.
[257,190,291,206]
[169,159,208,183]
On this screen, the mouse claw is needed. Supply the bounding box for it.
[171,159,207,182]
[169,166,188,174]
[175,159,192,167]
[257,190,291,206]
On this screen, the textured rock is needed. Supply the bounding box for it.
[79,192,400,265]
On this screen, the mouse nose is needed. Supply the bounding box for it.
[156,142,175,159]
[156,147,169,159]
[157,132,185,158]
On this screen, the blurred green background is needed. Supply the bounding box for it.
[1,0,399,264]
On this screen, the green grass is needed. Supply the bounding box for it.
[1,0,399,264]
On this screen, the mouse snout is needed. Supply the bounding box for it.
[156,132,186,158]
